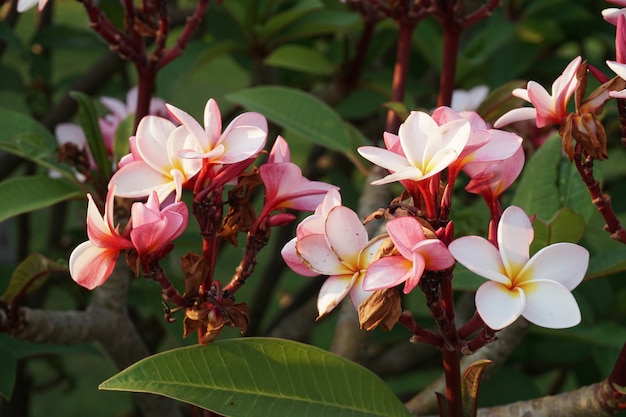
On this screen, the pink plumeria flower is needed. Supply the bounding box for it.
[450,85,489,112]
[17,0,48,12]
[358,111,470,185]
[168,98,267,164]
[285,202,387,317]
[494,56,582,129]
[129,192,188,259]
[449,206,588,330]
[257,136,337,221]
[109,115,202,201]
[69,185,134,290]
[281,189,342,277]
[363,217,455,294]
[99,87,169,154]
[606,60,626,98]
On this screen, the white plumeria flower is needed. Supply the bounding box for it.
[448,206,588,330]
[450,85,489,112]
[357,111,470,185]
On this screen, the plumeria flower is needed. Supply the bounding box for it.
[464,146,525,204]
[109,115,202,201]
[283,200,387,317]
[17,0,48,12]
[168,98,267,164]
[99,87,169,153]
[281,189,342,277]
[363,217,455,294]
[449,206,588,330]
[358,111,470,185]
[494,56,582,129]
[257,136,337,222]
[129,192,188,259]
[450,85,489,112]
[69,185,134,290]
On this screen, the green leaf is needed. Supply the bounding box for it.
[0,176,83,223]
[227,86,351,153]
[512,134,562,221]
[461,360,492,417]
[100,338,412,417]
[586,247,626,280]
[272,10,360,44]
[264,44,335,76]
[70,91,112,181]
[530,208,586,254]
[1,253,68,304]
[113,113,135,164]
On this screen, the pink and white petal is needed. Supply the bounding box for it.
[55,123,87,147]
[519,243,588,290]
[166,104,208,149]
[448,236,510,285]
[69,241,120,290]
[512,88,530,102]
[325,206,368,268]
[296,215,325,238]
[362,256,412,291]
[475,281,525,330]
[553,56,581,99]
[471,130,522,163]
[607,60,626,81]
[398,112,439,163]
[203,99,222,146]
[317,273,357,317]
[383,132,402,154]
[281,182,336,211]
[370,166,425,185]
[424,147,463,176]
[437,118,471,155]
[136,116,177,174]
[520,280,581,328]
[493,107,537,128]
[17,0,39,12]
[404,253,426,293]
[412,239,455,270]
[268,135,290,163]
[110,161,173,198]
[296,234,351,276]
[386,217,426,260]
[348,272,374,310]
[219,125,267,164]
[85,194,111,242]
[100,96,128,119]
[281,237,320,277]
[498,206,533,277]
[357,146,412,172]
[358,234,389,267]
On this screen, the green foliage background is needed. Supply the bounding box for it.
[1,0,626,416]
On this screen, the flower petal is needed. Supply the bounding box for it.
[412,239,455,271]
[357,146,412,173]
[110,161,175,199]
[519,242,588,290]
[385,217,426,260]
[296,234,351,276]
[521,280,581,328]
[348,272,374,310]
[203,98,222,147]
[69,241,120,290]
[166,103,208,149]
[475,281,525,330]
[317,273,357,317]
[498,206,533,278]
[135,116,177,174]
[281,237,320,277]
[362,256,412,291]
[448,236,510,285]
[325,206,368,268]
[493,107,537,128]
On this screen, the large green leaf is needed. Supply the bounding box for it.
[227,86,352,153]
[256,0,324,43]
[512,134,562,220]
[100,338,412,417]
[0,344,16,400]
[264,44,335,76]
[0,175,83,223]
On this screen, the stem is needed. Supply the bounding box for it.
[135,69,156,128]
[442,349,463,417]
[437,25,460,107]
[386,20,415,133]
